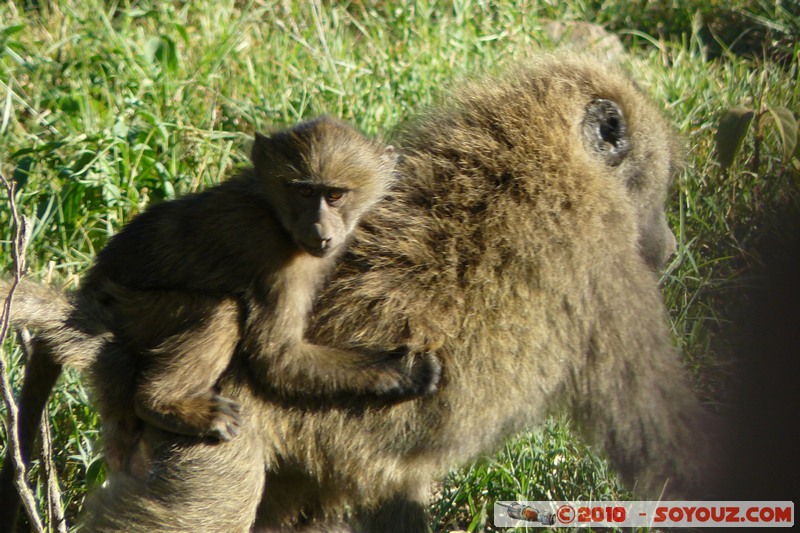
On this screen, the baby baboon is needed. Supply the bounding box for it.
[77,116,438,446]
[2,56,719,532]
[0,116,440,531]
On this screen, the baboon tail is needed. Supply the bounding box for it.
[1,281,66,532]
[1,278,111,369]
[0,338,63,533]
[1,279,110,531]
[1,278,73,332]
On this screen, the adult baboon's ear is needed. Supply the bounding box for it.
[582,99,631,167]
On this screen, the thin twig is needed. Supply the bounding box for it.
[41,415,68,533]
[0,170,45,533]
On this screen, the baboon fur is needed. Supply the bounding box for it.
[1,55,718,532]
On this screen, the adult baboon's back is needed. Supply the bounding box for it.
[18,55,716,532]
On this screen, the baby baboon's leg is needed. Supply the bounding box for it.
[81,422,266,532]
[133,297,243,441]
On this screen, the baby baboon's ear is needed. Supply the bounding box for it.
[251,131,272,166]
[582,99,631,167]
[381,145,398,167]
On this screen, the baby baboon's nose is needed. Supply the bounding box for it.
[309,223,334,254]
[313,223,325,237]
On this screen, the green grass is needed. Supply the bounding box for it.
[1,1,798,531]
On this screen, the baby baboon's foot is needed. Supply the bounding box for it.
[135,393,242,441]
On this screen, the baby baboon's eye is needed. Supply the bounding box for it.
[325,190,346,206]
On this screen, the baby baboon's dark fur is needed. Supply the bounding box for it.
[1,56,719,532]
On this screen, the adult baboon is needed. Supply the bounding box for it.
[2,56,718,532]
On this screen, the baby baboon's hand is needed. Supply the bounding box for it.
[203,394,242,441]
[382,347,442,397]
[408,350,442,395]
